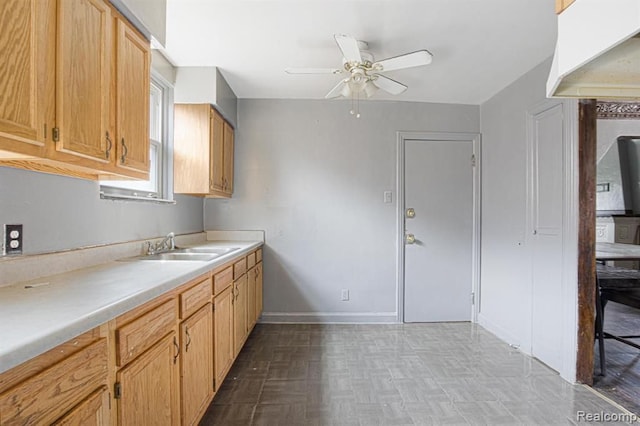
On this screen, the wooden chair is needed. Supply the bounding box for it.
[595,264,640,376]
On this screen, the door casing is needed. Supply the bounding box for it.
[396,131,482,323]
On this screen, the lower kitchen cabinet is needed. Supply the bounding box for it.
[52,387,110,426]
[255,262,264,324]
[233,273,249,357]
[248,265,257,330]
[180,303,213,426]
[214,284,234,388]
[0,332,109,425]
[0,246,264,426]
[116,332,180,426]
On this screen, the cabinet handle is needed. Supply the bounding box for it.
[121,138,128,164]
[105,132,112,159]
[173,336,180,364]
[185,326,191,352]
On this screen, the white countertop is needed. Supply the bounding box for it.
[0,240,262,374]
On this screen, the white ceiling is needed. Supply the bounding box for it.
[165,0,557,105]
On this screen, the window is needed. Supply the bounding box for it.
[100,72,174,202]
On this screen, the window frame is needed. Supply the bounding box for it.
[99,70,175,203]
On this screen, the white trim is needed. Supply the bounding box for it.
[561,99,579,383]
[260,312,398,324]
[478,313,526,353]
[525,99,579,383]
[396,131,482,324]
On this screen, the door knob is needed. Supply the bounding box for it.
[405,233,416,244]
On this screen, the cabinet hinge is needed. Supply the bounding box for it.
[114,382,122,399]
[213,378,216,389]
[471,292,475,305]
[471,154,476,167]
[52,127,60,142]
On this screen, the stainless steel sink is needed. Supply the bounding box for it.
[121,252,219,262]
[119,246,240,262]
[147,253,219,261]
[175,247,239,255]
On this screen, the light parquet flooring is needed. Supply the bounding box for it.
[200,323,630,425]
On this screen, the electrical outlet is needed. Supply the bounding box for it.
[4,224,23,255]
[341,289,349,301]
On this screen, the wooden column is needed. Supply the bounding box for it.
[576,99,597,384]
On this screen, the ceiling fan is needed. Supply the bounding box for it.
[286,34,433,103]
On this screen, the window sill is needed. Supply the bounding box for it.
[100,191,176,204]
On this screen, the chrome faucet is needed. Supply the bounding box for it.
[146,232,176,255]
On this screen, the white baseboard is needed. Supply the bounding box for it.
[478,313,527,353]
[260,312,398,324]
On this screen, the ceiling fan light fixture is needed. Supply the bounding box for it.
[347,69,367,93]
[364,80,378,98]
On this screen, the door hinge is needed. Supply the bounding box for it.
[471,292,475,305]
[213,378,216,390]
[471,154,476,167]
[52,127,60,142]
[114,382,121,399]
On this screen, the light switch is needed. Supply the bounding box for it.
[383,191,393,204]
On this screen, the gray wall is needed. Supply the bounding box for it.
[204,99,479,321]
[215,69,238,127]
[479,59,554,348]
[0,167,203,254]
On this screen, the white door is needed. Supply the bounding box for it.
[529,102,564,371]
[403,137,475,322]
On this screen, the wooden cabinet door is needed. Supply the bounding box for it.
[223,121,234,194]
[214,285,233,388]
[247,266,257,330]
[210,109,225,192]
[233,274,248,356]
[115,15,150,174]
[174,104,211,194]
[117,333,180,426]
[180,304,213,426]
[52,387,110,426]
[0,0,53,157]
[256,263,263,321]
[56,0,111,163]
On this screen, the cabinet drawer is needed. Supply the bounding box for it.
[233,258,247,279]
[0,339,108,425]
[256,248,262,262]
[180,277,212,319]
[117,299,176,366]
[247,252,256,269]
[214,266,233,295]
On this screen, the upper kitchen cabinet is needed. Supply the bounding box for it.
[174,104,234,198]
[113,13,150,175]
[0,0,54,158]
[0,0,150,181]
[54,0,112,165]
[555,0,575,14]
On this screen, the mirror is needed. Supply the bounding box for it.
[597,136,640,215]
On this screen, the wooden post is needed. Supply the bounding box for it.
[576,99,597,384]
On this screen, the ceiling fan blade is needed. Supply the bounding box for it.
[372,74,407,95]
[373,50,433,72]
[334,34,362,63]
[325,79,348,99]
[285,67,342,75]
